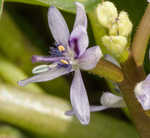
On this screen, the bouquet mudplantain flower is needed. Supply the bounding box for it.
[18,2,103,125]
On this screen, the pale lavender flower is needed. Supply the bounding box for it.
[66,92,126,116]
[134,74,150,110]
[18,2,103,125]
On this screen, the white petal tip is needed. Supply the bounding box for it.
[80,118,90,125]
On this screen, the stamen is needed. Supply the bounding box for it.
[60,59,69,64]
[32,65,49,74]
[58,45,65,52]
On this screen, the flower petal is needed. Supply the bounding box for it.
[69,25,89,56]
[48,6,70,47]
[79,46,103,70]
[134,75,150,110]
[65,105,108,116]
[100,92,126,108]
[90,105,109,112]
[70,69,90,125]
[73,2,87,29]
[104,54,120,68]
[18,67,72,86]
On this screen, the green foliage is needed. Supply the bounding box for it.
[0,0,4,16]
[0,0,148,137]
[5,0,100,13]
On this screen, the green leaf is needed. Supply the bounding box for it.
[5,0,101,13]
[89,59,124,82]
[0,125,26,138]
[0,56,44,93]
[0,84,139,138]
[0,0,4,17]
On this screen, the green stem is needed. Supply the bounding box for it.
[132,3,150,66]
[119,54,150,138]
[0,84,139,138]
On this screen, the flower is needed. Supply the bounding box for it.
[65,92,126,116]
[18,2,103,125]
[134,75,150,110]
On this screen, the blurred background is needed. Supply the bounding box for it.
[0,0,148,137]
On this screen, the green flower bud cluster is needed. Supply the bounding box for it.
[96,1,133,62]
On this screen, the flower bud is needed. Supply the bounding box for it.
[109,23,118,35]
[118,11,133,36]
[100,92,126,108]
[134,75,150,110]
[102,35,127,57]
[96,1,118,28]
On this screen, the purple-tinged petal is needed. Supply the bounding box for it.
[32,55,63,63]
[100,92,126,108]
[18,67,73,86]
[79,46,103,70]
[69,26,89,56]
[65,106,108,116]
[134,76,150,110]
[104,54,120,68]
[90,105,109,112]
[48,6,70,47]
[70,69,90,125]
[73,2,87,29]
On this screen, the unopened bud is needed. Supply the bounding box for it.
[96,1,118,28]
[102,35,127,57]
[100,92,126,108]
[109,23,118,35]
[118,11,132,36]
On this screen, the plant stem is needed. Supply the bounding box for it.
[119,54,150,138]
[132,3,150,66]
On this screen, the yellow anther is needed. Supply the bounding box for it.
[60,59,69,64]
[58,45,65,52]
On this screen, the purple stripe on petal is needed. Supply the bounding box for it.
[69,38,80,57]
[70,26,89,57]
[32,55,63,63]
